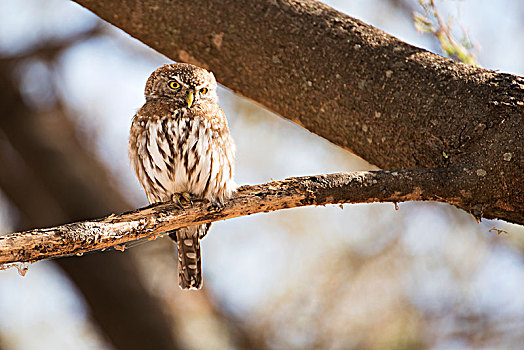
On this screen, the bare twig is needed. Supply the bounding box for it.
[413,0,478,65]
[1,168,475,265]
[0,23,105,61]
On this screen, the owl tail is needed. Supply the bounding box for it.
[169,224,209,290]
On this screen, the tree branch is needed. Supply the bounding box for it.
[71,0,524,224]
[2,168,471,265]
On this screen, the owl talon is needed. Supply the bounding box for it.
[171,194,185,209]
[172,193,194,209]
[208,201,225,212]
[182,192,194,205]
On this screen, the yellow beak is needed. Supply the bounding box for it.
[186,90,195,108]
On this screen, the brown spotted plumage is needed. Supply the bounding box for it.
[129,63,235,290]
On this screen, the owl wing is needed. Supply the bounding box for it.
[129,100,182,203]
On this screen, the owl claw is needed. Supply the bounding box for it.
[182,192,194,205]
[171,194,184,209]
[172,193,193,209]
[208,201,225,212]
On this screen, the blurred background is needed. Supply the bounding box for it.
[0,0,523,349]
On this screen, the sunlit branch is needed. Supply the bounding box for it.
[0,168,468,265]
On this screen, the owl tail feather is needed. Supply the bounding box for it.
[169,225,208,290]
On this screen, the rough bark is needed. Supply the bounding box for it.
[72,0,524,224]
[1,168,472,264]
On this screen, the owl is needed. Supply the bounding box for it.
[129,63,235,290]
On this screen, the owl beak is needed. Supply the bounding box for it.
[186,90,195,108]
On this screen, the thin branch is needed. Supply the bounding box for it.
[0,23,105,61]
[1,168,469,265]
[413,0,478,65]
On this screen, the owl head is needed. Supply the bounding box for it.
[144,63,218,107]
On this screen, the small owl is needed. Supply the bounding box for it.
[129,63,235,290]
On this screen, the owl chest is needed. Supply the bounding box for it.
[136,116,218,202]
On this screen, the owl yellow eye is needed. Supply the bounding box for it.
[168,81,181,89]
[200,87,208,94]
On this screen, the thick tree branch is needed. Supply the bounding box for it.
[2,168,472,265]
[72,0,524,224]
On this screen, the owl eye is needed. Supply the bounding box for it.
[200,87,208,94]
[168,81,181,89]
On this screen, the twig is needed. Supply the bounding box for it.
[414,0,478,65]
